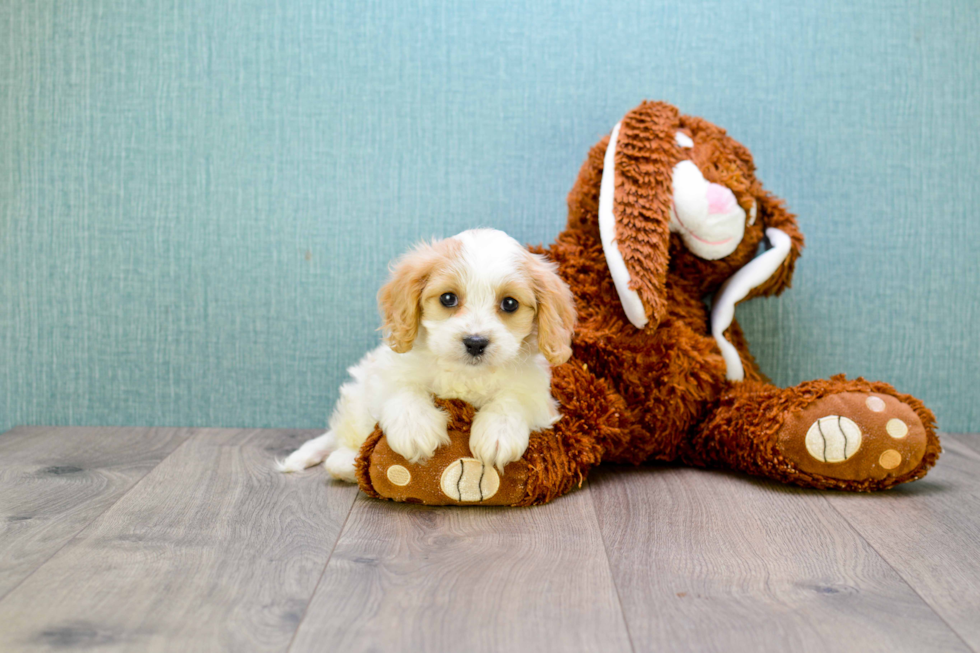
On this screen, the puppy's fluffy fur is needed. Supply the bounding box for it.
[277,228,576,481]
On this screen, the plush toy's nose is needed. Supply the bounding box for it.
[706,183,737,215]
[463,335,490,356]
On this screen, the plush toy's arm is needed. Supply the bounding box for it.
[356,362,629,506]
[356,399,533,506]
[710,228,792,381]
[741,193,804,300]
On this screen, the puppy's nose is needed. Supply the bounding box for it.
[462,335,490,357]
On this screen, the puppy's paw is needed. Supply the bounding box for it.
[275,431,335,473]
[381,398,450,464]
[324,447,358,483]
[470,411,530,474]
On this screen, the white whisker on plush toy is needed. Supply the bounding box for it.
[276,228,577,481]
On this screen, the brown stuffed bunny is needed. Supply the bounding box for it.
[357,100,940,506]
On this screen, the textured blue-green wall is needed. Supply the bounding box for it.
[2,0,978,433]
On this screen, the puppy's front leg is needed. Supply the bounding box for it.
[470,396,531,474]
[379,390,450,463]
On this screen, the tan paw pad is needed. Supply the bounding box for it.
[879,449,902,470]
[440,458,500,502]
[805,416,862,462]
[886,418,908,439]
[386,465,411,486]
[865,396,886,412]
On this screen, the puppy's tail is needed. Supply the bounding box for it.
[275,430,337,473]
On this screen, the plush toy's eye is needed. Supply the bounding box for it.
[440,292,458,308]
[500,297,519,313]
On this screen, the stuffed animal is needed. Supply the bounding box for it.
[356,100,940,506]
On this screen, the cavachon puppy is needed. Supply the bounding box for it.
[277,228,576,481]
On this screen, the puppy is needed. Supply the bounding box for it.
[277,228,577,482]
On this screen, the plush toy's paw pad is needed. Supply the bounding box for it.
[778,392,927,481]
[803,416,862,463]
[440,458,501,502]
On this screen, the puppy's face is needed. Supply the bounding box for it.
[379,229,576,369]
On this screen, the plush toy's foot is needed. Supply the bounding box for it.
[776,392,928,483]
[690,375,940,491]
[356,422,530,506]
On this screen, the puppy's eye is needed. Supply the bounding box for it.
[439,292,458,308]
[500,297,519,313]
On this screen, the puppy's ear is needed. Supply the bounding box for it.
[527,252,577,366]
[600,101,684,330]
[744,193,805,299]
[378,240,450,353]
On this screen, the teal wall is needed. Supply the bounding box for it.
[2,0,978,433]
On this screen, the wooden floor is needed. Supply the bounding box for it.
[0,427,978,652]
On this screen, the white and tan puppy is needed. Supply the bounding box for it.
[277,228,576,482]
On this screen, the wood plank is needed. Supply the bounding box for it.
[0,426,191,600]
[0,428,358,653]
[826,433,980,651]
[952,432,980,457]
[590,464,969,653]
[289,485,632,653]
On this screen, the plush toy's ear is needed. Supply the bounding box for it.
[599,101,683,330]
[378,240,452,352]
[744,192,805,300]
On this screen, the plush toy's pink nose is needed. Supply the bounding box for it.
[706,183,737,214]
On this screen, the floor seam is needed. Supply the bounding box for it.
[586,476,638,653]
[822,494,977,653]
[284,486,359,653]
[0,427,196,605]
